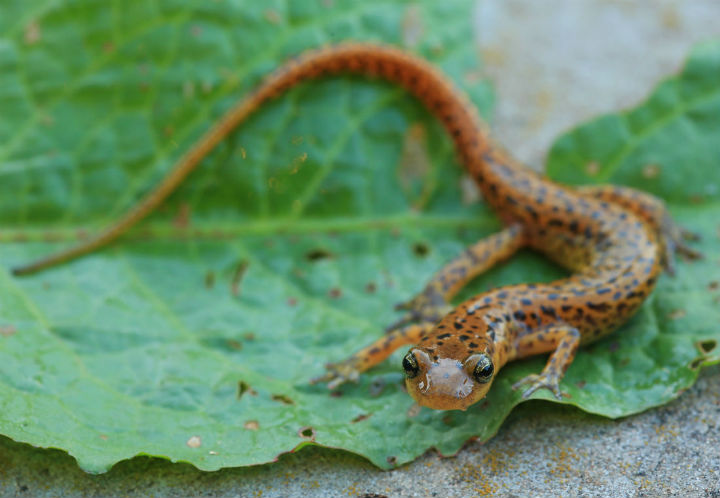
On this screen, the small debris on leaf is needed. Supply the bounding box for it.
[186,436,202,448]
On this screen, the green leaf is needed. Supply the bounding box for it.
[0,0,718,474]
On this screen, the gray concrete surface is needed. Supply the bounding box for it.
[3,0,720,496]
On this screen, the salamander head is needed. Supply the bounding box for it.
[402,342,495,411]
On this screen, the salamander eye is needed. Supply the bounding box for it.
[402,352,419,379]
[472,354,494,383]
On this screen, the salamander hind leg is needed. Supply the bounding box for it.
[511,325,581,400]
[311,322,434,389]
[389,224,526,331]
[577,185,702,274]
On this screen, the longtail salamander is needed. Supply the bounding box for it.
[12,44,701,411]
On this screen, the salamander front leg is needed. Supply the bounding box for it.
[389,224,526,331]
[310,322,435,389]
[511,325,581,400]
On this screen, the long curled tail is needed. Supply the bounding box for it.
[13,42,495,275]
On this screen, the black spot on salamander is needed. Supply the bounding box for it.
[488,330,496,341]
[453,322,463,330]
[561,305,572,312]
[437,333,451,339]
[569,220,579,234]
[616,302,628,313]
[525,205,539,220]
[459,335,470,341]
[548,219,564,227]
[468,342,479,348]
[436,341,444,346]
[540,305,557,318]
[586,302,610,312]
[505,194,518,206]
[513,310,527,321]
[370,347,380,354]
[437,324,446,329]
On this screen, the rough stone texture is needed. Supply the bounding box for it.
[3,0,719,496]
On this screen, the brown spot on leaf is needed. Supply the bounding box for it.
[575,380,586,389]
[204,271,215,289]
[271,394,295,405]
[328,287,342,299]
[298,426,315,439]
[226,339,242,351]
[365,282,377,293]
[264,9,281,24]
[237,381,256,400]
[398,123,432,210]
[244,420,259,430]
[412,242,430,257]
[697,339,717,354]
[24,21,41,45]
[0,325,17,337]
[231,260,249,297]
[173,203,191,229]
[351,413,372,423]
[306,248,334,261]
[287,297,297,306]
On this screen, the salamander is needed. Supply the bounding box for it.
[12,43,701,410]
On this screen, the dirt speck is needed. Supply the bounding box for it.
[24,21,41,45]
[244,420,259,431]
[186,436,202,448]
[667,309,686,320]
[642,164,660,179]
[585,161,600,176]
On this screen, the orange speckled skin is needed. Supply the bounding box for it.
[14,44,699,410]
